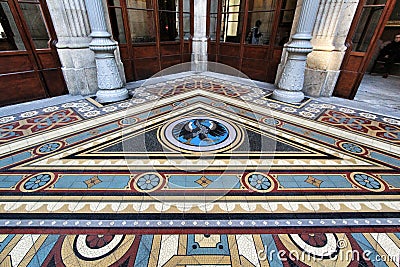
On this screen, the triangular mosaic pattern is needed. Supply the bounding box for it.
[0,75,399,266]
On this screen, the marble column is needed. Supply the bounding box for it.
[191,0,208,72]
[84,0,128,103]
[272,0,321,103]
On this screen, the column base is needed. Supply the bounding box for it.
[191,60,208,73]
[272,89,305,104]
[96,88,129,103]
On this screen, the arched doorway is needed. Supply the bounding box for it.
[0,0,67,106]
[333,0,396,99]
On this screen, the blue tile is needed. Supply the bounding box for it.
[28,235,59,267]
[54,175,130,189]
[380,175,400,188]
[0,152,32,169]
[260,234,283,267]
[134,235,153,266]
[187,234,229,255]
[370,152,400,167]
[0,235,15,252]
[0,175,23,188]
[351,233,389,267]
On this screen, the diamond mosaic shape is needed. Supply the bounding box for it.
[195,176,213,188]
[305,176,323,188]
[84,176,102,188]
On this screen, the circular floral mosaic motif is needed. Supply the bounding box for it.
[119,117,138,126]
[162,117,240,152]
[245,173,274,192]
[22,173,53,191]
[340,142,365,155]
[262,117,280,126]
[352,173,383,191]
[134,173,162,192]
[37,142,62,154]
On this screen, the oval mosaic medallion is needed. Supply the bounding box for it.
[244,172,274,192]
[351,172,384,192]
[161,117,241,152]
[20,172,55,192]
[35,141,63,155]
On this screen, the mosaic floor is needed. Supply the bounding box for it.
[0,75,400,266]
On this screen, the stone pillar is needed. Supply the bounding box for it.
[84,0,128,103]
[272,0,321,103]
[191,0,208,72]
[304,0,359,97]
[46,0,97,95]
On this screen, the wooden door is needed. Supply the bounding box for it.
[107,0,193,82]
[333,0,396,99]
[207,0,296,83]
[0,0,67,106]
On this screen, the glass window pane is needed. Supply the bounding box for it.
[158,0,179,12]
[222,0,244,12]
[19,3,49,49]
[159,11,179,41]
[352,6,384,52]
[229,12,239,21]
[229,5,240,13]
[282,0,297,10]
[275,1,296,46]
[365,0,386,5]
[109,8,126,44]
[249,0,276,12]
[275,27,291,46]
[0,2,25,51]
[183,12,190,40]
[209,13,217,40]
[183,0,190,12]
[107,0,121,6]
[210,0,218,13]
[227,21,238,35]
[128,9,156,43]
[246,11,274,45]
[389,0,399,20]
[127,0,153,9]
[220,12,243,43]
